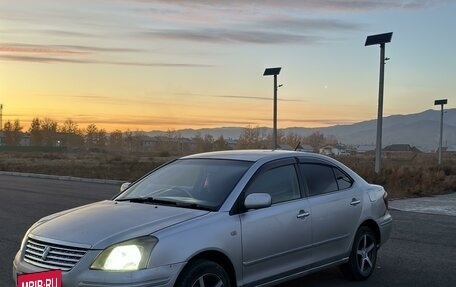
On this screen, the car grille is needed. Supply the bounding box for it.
[24,238,88,271]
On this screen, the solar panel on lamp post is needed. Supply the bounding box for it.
[434,99,448,165]
[263,67,282,149]
[365,32,393,174]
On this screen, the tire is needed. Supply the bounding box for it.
[341,226,378,281]
[175,259,231,287]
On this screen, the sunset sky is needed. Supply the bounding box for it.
[1,0,455,132]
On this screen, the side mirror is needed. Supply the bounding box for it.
[244,193,272,210]
[120,182,131,192]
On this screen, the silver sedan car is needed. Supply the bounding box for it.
[13,150,392,287]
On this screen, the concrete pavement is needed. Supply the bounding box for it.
[389,192,456,216]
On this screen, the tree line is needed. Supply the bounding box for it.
[236,126,337,152]
[1,119,337,153]
[1,118,144,151]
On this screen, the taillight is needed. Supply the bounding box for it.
[383,191,389,209]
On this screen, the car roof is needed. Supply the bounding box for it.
[181,150,366,183]
[181,149,316,162]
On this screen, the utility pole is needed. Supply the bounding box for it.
[434,99,448,165]
[263,67,282,149]
[365,32,393,174]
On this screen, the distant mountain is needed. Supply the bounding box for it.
[145,109,456,151]
[320,109,456,151]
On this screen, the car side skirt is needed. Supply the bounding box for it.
[242,256,349,287]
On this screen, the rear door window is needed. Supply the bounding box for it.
[334,168,353,190]
[300,164,338,196]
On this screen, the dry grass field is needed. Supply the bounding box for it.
[336,152,456,198]
[0,152,167,182]
[0,151,454,199]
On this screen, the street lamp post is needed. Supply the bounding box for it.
[263,67,282,149]
[365,32,393,174]
[434,99,448,165]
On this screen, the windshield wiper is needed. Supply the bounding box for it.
[116,197,214,211]
[173,201,214,211]
[116,197,177,206]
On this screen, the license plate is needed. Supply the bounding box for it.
[17,270,62,287]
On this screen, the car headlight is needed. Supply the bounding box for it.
[91,236,158,271]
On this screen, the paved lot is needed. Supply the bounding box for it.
[389,192,456,216]
[1,174,455,287]
[0,174,119,287]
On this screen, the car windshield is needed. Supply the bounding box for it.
[115,159,252,211]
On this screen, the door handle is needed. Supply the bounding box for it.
[297,210,310,219]
[350,198,361,206]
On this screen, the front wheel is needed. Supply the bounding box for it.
[175,259,231,287]
[341,226,378,281]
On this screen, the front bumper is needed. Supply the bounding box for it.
[13,250,184,287]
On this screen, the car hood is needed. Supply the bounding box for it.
[30,200,209,249]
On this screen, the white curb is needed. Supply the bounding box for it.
[0,171,123,185]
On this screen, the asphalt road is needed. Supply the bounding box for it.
[1,174,455,287]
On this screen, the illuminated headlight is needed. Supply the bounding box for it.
[91,236,157,271]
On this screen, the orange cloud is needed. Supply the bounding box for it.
[0,43,89,55]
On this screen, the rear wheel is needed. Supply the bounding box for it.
[342,226,378,281]
[175,259,230,287]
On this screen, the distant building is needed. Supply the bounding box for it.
[436,145,456,153]
[276,143,313,152]
[141,136,192,153]
[295,143,313,152]
[0,132,30,146]
[226,138,238,150]
[20,134,31,146]
[356,144,376,154]
[383,144,421,152]
[416,146,432,153]
[140,136,160,151]
[277,144,293,150]
[447,145,456,152]
[319,144,347,156]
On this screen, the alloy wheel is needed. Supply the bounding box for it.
[191,273,224,287]
[356,233,375,275]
